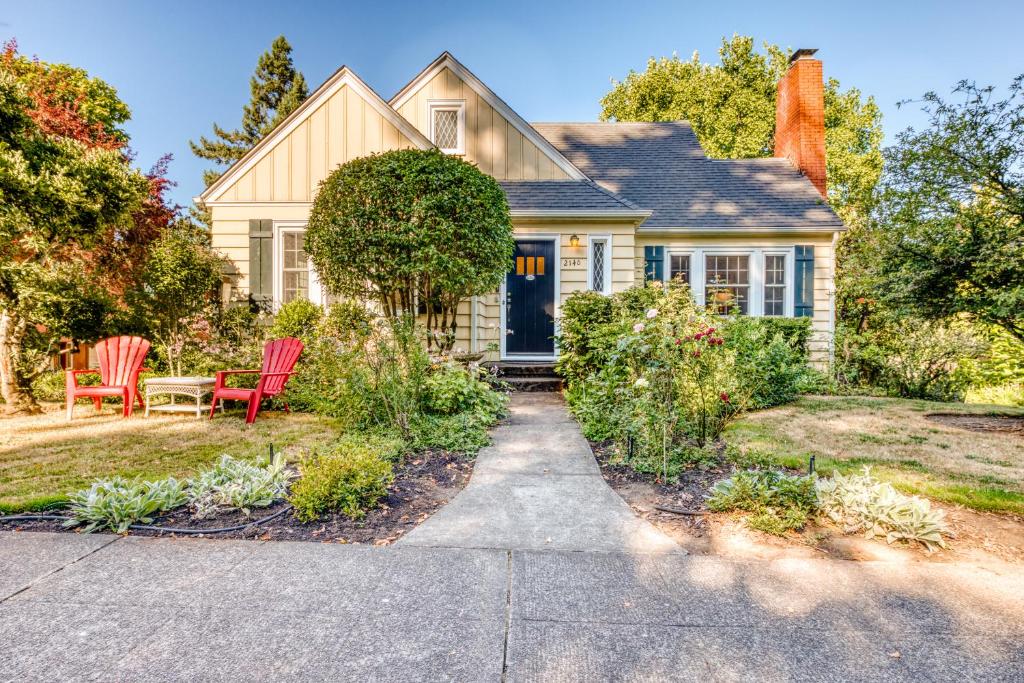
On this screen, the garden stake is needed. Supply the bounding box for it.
[809,455,816,475]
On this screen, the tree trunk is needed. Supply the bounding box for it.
[0,308,42,415]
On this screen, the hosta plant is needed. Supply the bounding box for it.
[188,453,295,519]
[65,477,188,533]
[815,468,950,552]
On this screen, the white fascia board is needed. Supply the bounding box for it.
[390,53,588,182]
[200,68,433,204]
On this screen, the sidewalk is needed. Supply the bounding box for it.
[1,531,1022,681]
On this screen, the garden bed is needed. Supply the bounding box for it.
[926,413,1024,436]
[0,449,474,544]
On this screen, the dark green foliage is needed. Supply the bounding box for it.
[289,438,394,521]
[555,291,615,386]
[190,35,308,187]
[422,362,506,417]
[306,149,514,351]
[724,317,815,408]
[267,298,322,344]
[707,470,818,535]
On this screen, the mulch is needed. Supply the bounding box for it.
[926,413,1024,436]
[0,450,474,545]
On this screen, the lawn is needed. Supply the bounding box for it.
[0,403,341,512]
[726,395,1024,515]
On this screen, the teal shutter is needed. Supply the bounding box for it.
[794,245,814,318]
[644,246,664,281]
[249,219,273,312]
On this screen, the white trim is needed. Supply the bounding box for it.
[587,234,613,296]
[639,225,844,235]
[499,234,560,361]
[390,53,588,181]
[660,246,801,317]
[200,68,433,204]
[427,99,466,155]
[272,221,325,309]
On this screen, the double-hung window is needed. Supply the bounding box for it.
[428,101,465,154]
[763,254,787,316]
[589,236,612,294]
[669,253,691,285]
[280,228,309,304]
[705,254,749,314]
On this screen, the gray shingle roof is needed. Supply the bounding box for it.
[499,180,644,214]
[532,122,844,230]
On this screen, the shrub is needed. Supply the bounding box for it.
[188,453,295,519]
[268,298,323,344]
[423,362,506,416]
[64,477,188,533]
[724,317,813,409]
[289,440,395,521]
[836,315,986,401]
[555,291,615,386]
[815,468,949,551]
[409,407,502,454]
[707,470,818,535]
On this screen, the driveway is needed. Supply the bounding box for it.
[1,394,1022,680]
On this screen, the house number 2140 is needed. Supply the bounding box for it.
[561,258,584,268]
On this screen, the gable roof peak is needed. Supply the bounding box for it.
[390,52,589,182]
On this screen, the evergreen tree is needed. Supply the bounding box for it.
[191,35,308,187]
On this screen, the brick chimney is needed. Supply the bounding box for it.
[774,48,827,198]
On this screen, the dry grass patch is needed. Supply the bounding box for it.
[0,403,340,512]
[726,396,1024,515]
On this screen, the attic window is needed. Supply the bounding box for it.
[429,101,465,154]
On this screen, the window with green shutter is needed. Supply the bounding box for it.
[248,219,273,312]
[643,246,664,281]
[794,245,814,318]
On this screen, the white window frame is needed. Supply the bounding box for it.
[272,221,325,310]
[663,246,797,316]
[428,100,465,155]
[762,250,794,317]
[587,234,613,295]
[665,248,695,287]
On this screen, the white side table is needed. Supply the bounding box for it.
[144,376,219,418]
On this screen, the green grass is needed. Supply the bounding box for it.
[725,395,1024,516]
[0,404,341,513]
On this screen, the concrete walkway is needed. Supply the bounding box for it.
[1,532,1023,681]
[399,393,679,553]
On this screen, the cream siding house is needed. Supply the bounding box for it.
[197,50,844,366]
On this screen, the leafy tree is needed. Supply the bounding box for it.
[132,220,225,376]
[190,35,308,187]
[600,35,884,226]
[306,149,515,351]
[867,77,1024,343]
[0,42,158,413]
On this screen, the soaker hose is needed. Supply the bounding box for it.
[0,504,293,535]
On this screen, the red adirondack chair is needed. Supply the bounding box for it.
[65,336,150,420]
[210,337,303,424]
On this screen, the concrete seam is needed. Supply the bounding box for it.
[0,535,121,605]
[500,549,513,682]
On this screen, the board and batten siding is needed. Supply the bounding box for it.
[394,67,570,181]
[633,234,837,365]
[216,84,420,204]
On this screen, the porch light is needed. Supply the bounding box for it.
[569,234,580,248]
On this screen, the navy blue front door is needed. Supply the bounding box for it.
[505,240,555,356]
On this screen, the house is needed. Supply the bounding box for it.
[196,49,844,366]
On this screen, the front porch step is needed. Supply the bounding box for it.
[487,362,562,392]
[502,376,563,393]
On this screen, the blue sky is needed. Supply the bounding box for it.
[4,1,1022,208]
